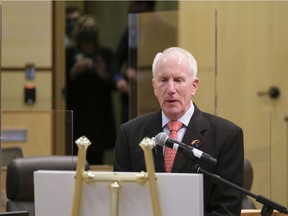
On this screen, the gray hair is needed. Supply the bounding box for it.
[152,47,198,78]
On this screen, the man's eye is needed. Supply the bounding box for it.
[175,79,182,83]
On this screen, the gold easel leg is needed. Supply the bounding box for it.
[72,136,158,215]
[140,137,162,216]
[72,136,91,216]
[109,181,121,216]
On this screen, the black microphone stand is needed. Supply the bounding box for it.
[194,164,288,216]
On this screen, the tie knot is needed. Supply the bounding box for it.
[167,120,183,132]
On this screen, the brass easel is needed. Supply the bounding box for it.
[71,136,162,216]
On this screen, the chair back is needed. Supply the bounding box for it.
[242,159,256,209]
[6,156,89,216]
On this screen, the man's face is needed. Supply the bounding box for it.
[152,55,199,120]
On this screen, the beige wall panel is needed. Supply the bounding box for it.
[2,1,52,67]
[0,1,54,207]
[179,1,288,207]
[215,2,288,206]
[178,2,216,114]
[1,111,52,156]
[1,71,52,110]
[261,2,288,203]
[137,11,178,67]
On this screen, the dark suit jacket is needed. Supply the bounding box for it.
[113,105,244,216]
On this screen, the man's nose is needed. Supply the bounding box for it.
[167,80,176,94]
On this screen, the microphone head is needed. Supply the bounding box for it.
[155,132,168,146]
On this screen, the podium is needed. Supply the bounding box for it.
[33,136,204,216]
[34,171,204,216]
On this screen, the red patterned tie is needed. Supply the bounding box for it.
[164,120,183,172]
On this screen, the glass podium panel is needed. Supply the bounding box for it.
[0,111,73,158]
[0,110,75,211]
[128,11,178,118]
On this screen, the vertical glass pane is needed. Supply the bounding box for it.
[129,11,178,118]
[0,3,3,211]
[0,110,74,212]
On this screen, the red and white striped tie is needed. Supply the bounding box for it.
[164,120,183,172]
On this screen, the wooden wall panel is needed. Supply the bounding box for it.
[1,1,53,163]
[1,111,52,157]
[1,71,52,110]
[179,1,288,208]
[2,1,52,67]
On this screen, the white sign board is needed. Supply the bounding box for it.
[34,171,203,216]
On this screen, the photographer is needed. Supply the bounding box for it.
[66,15,116,165]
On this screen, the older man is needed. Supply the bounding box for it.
[113,47,244,215]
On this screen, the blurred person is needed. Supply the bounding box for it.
[111,0,156,123]
[65,6,81,48]
[66,15,116,165]
[113,47,244,215]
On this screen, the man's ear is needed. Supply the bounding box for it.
[191,78,199,96]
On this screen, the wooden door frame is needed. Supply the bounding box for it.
[52,1,66,155]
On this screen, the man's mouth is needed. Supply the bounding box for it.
[166,99,178,103]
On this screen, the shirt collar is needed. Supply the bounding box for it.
[162,101,194,128]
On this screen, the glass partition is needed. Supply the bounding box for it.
[128,11,178,118]
[0,110,74,211]
[0,110,74,157]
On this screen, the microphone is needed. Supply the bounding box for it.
[155,132,217,165]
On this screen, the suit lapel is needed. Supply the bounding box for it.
[143,111,165,172]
